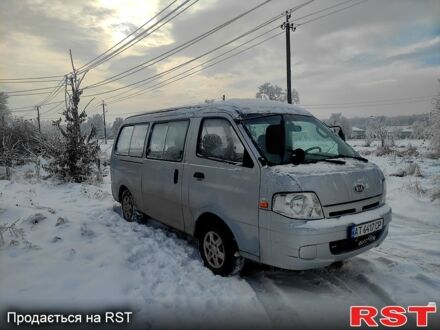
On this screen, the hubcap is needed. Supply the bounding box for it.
[122,194,133,219]
[203,231,225,269]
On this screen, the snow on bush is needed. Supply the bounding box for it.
[391,162,423,177]
[429,96,440,157]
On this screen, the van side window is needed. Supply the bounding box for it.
[197,118,244,164]
[147,121,189,161]
[115,126,134,155]
[129,124,149,157]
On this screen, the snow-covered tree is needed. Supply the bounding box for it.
[328,113,352,138]
[291,89,300,105]
[412,120,430,140]
[0,92,10,120]
[111,117,124,138]
[366,117,388,148]
[82,113,110,139]
[430,84,440,156]
[47,70,100,182]
[256,82,300,104]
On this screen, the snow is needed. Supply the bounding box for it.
[1,139,439,328]
[271,157,375,175]
[125,98,311,123]
[215,98,312,116]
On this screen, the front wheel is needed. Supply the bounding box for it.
[199,225,243,276]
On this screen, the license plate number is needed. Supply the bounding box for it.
[349,219,383,239]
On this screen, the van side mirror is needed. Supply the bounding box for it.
[329,125,346,141]
[266,124,284,155]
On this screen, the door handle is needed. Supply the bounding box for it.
[173,169,179,184]
[193,172,205,180]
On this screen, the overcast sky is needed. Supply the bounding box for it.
[1,0,439,122]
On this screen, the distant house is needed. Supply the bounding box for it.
[351,126,365,139]
[386,126,413,139]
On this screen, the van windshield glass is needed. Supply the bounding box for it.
[243,114,358,166]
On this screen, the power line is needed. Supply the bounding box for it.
[102,27,282,104]
[103,95,434,120]
[7,0,368,116]
[0,78,62,84]
[83,0,273,89]
[77,0,179,71]
[77,0,198,74]
[303,97,434,109]
[8,100,64,112]
[292,0,356,22]
[108,31,285,105]
[5,0,197,109]
[7,91,53,97]
[40,101,65,115]
[296,0,368,26]
[84,22,282,98]
[303,95,434,107]
[5,85,60,94]
[85,0,366,108]
[0,74,64,81]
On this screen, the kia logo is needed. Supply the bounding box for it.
[354,183,365,193]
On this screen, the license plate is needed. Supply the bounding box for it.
[349,219,383,239]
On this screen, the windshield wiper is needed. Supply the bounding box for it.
[304,158,346,165]
[329,154,368,162]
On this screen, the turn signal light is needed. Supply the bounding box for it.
[259,200,269,209]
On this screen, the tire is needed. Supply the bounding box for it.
[121,189,135,222]
[199,224,243,276]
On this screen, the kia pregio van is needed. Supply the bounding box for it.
[111,99,391,276]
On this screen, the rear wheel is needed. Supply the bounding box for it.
[199,224,243,276]
[121,189,134,221]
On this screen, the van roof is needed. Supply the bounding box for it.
[124,98,312,123]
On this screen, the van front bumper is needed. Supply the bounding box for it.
[259,203,392,270]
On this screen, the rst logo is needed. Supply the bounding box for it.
[350,303,437,327]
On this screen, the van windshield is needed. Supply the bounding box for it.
[242,114,359,166]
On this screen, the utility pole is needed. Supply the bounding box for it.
[36,105,41,133]
[281,11,296,104]
[102,100,107,144]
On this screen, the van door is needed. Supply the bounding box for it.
[185,117,261,257]
[141,120,189,231]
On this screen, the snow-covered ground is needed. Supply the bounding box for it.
[1,139,439,329]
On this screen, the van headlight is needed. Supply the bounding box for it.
[273,192,324,220]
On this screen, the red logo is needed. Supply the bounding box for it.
[350,303,437,327]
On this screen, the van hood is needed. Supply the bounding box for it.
[265,159,384,206]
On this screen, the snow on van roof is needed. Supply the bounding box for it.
[213,99,312,116]
[125,98,312,122]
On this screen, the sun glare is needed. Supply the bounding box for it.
[97,0,174,55]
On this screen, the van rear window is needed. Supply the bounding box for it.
[115,126,134,155]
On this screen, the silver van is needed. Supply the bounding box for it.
[111,99,391,276]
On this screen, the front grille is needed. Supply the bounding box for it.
[329,228,385,255]
[323,194,382,218]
